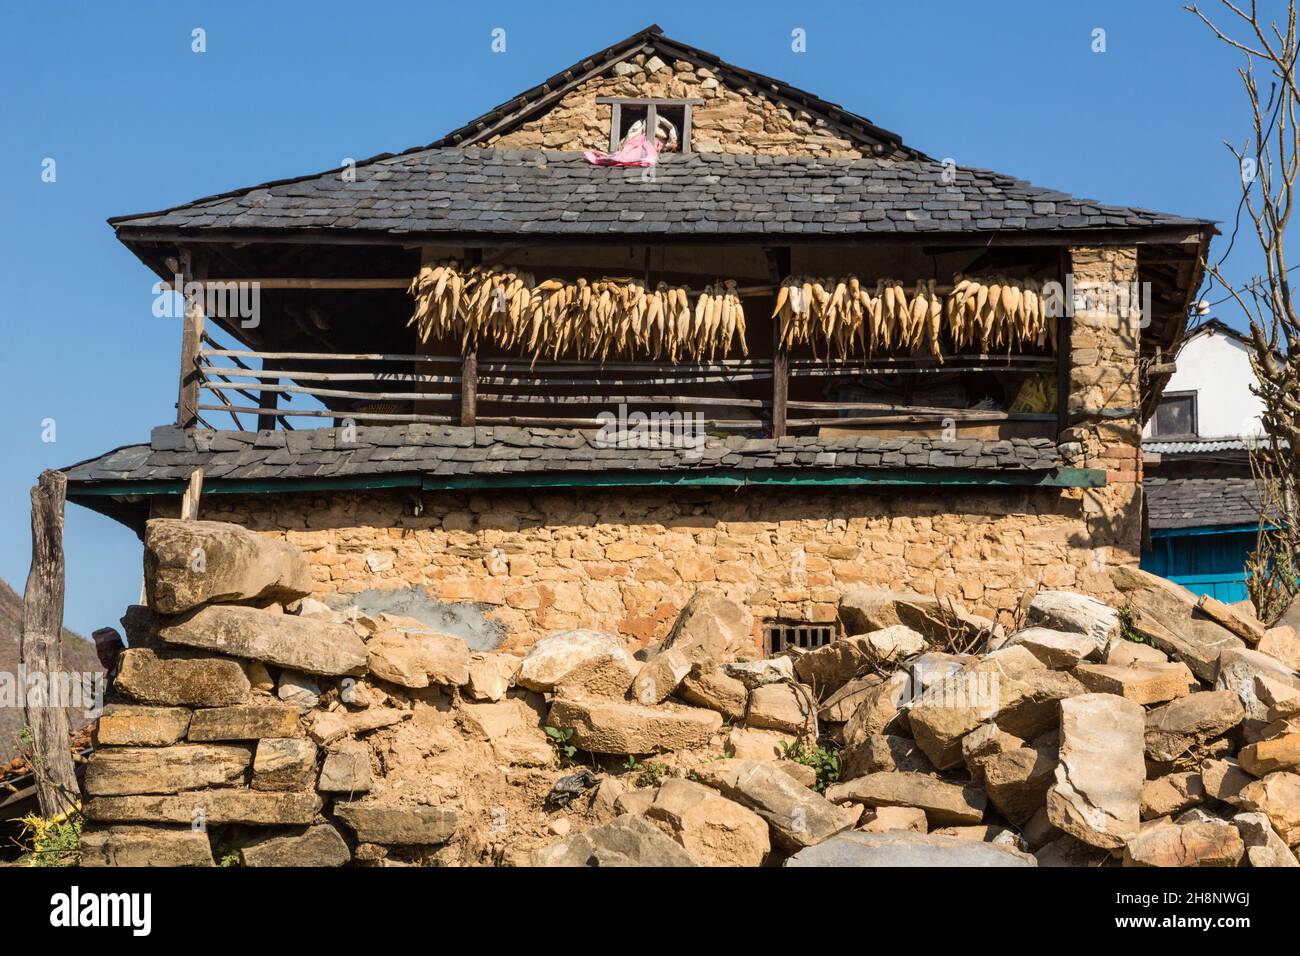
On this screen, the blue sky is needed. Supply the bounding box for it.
[0,0,1268,636]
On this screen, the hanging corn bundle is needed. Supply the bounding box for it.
[774,273,1053,361]
[408,259,748,363]
[947,275,1051,354]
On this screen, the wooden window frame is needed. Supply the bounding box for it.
[1152,389,1199,438]
[596,97,702,154]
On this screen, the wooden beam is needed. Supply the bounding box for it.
[460,248,481,427]
[20,469,77,818]
[767,248,791,438]
[180,468,205,521]
[1056,248,1072,437]
[175,250,206,428]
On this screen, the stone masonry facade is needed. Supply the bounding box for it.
[162,245,1144,654]
[487,52,871,158]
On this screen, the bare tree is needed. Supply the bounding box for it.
[1189,1,1300,620]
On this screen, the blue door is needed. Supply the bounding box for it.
[1140,525,1257,602]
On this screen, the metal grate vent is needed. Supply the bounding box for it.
[763,620,839,657]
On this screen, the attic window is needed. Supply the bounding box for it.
[1152,390,1198,437]
[763,620,839,657]
[597,97,701,154]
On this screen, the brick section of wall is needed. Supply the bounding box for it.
[1063,245,1143,576]
[486,53,868,157]
[191,483,1121,652]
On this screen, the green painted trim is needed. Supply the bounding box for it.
[68,466,1106,499]
[419,467,1106,491]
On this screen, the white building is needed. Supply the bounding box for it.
[1142,319,1265,444]
[1140,318,1265,602]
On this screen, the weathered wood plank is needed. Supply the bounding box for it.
[20,469,77,818]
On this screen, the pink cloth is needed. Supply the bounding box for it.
[583,132,661,167]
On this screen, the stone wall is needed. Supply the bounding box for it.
[194,482,1117,653]
[1061,245,1144,581]
[486,51,871,158]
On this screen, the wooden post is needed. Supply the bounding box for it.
[460,351,478,427]
[180,467,205,521]
[20,470,77,818]
[460,248,481,428]
[1056,248,1073,438]
[257,360,279,431]
[768,248,791,438]
[175,251,206,428]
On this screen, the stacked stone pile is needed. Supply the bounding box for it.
[79,519,1300,867]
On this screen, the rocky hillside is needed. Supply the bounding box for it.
[0,577,102,760]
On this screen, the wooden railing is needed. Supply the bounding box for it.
[190,345,1058,435]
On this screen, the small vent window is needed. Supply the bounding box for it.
[763,620,839,657]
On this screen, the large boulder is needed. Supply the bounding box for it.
[843,734,933,779]
[308,707,410,746]
[1215,647,1300,721]
[366,625,471,689]
[1008,627,1099,668]
[1073,662,1194,706]
[1233,811,1300,867]
[1258,625,1300,671]
[983,740,1059,825]
[333,802,458,845]
[659,590,754,662]
[746,683,814,736]
[841,671,910,746]
[818,674,886,723]
[547,697,721,754]
[839,589,989,646]
[645,778,770,867]
[458,698,552,767]
[517,630,637,697]
[631,648,693,705]
[187,704,303,741]
[240,824,350,867]
[532,813,699,866]
[698,759,856,850]
[85,790,322,826]
[80,826,214,867]
[1145,691,1246,763]
[251,737,317,792]
[826,772,986,827]
[677,659,748,720]
[159,605,367,677]
[115,647,250,707]
[318,741,373,794]
[1236,772,1300,845]
[1122,821,1245,867]
[465,653,520,702]
[1025,590,1119,653]
[1111,566,1244,681]
[94,705,192,746]
[786,830,1036,867]
[84,744,251,796]
[1239,734,1300,777]
[1046,694,1145,850]
[1141,772,1205,820]
[144,518,310,614]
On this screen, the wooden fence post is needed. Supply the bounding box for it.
[767,247,791,438]
[175,250,206,428]
[460,249,482,427]
[20,469,78,818]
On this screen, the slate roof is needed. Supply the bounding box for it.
[64,425,1068,487]
[110,148,1208,239]
[1145,476,1264,530]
